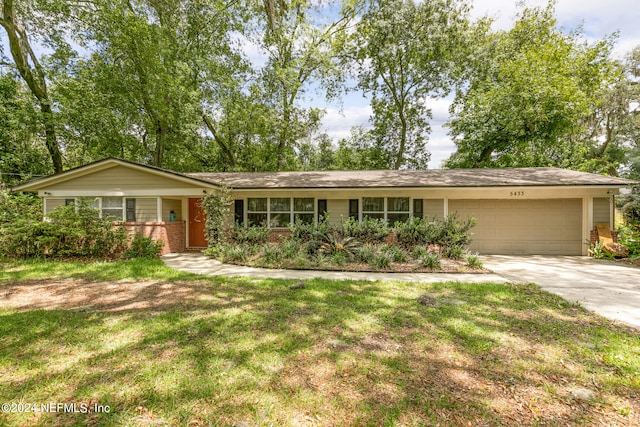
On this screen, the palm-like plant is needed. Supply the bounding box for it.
[307,231,362,259]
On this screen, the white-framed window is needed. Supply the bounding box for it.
[247,198,268,226]
[246,197,315,228]
[387,197,410,223]
[101,196,124,220]
[70,197,130,221]
[362,197,410,223]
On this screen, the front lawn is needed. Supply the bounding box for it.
[1,259,638,426]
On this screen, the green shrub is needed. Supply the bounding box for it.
[393,217,436,247]
[588,241,615,260]
[282,239,301,259]
[308,231,362,259]
[357,245,377,264]
[442,244,465,260]
[383,245,408,263]
[622,186,640,234]
[420,252,442,270]
[123,233,164,259]
[0,197,128,259]
[331,251,348,266]
[437,213,477,249]
[231,224,270,245]
[289,218,333,242]
[262,244,283,264]
[340,217,389,243]
[412,245,429,259]
[466,253,483,269]
[373,252,391,269]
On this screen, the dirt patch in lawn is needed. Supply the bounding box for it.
[0,278,214,312]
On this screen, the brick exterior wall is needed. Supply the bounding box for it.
[123,221,186,255]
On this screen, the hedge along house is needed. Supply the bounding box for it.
[11,157,635,256]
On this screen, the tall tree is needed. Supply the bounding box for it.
[0,72,50,184]
[70,0,241,169]
[350,0,470,169]
[0,0,63,172]
[445,3,617,169]
[253,0,356,170]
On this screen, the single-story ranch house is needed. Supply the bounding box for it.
[11,157,636,256]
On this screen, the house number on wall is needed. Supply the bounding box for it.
[509,191,525,197]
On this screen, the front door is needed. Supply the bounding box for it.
[188,198,207,247]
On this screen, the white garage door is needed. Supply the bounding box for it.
[449,199,582,255]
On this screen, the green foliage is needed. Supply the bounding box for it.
[372,252,392,269]
[393,217,438,247]
[350,0,471,169]
[383,245,409,263]
[617,223,640,258]
[622,187,640,234]
[465,253,483,269]
[0,198,127,259]
[441,245,465,260]
[412,245,429,259]
[204,243,248,263]
[231,223,270,245]
[288,217,332,242]
[282,239,301,259]
[356,245,377,264]
[588,241,615,260]
[309,231,362,259]
[340,216,389,243]
[122,233,164,259]
[446,3,618,169]
[420,252,442,270]
[0,74,51,185]
[201,186,233,247]
[262,244,284,265]
[437,213,477,249]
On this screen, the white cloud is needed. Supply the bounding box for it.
[319,105,372,141]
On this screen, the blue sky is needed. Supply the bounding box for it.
[318,0,640,168]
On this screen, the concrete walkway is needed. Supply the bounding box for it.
[482,255,640,330]
[161,252,509,283]
[161,253,640,330]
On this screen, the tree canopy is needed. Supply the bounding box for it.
[0,0,638,180]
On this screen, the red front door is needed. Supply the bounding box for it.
[188,198,207,247]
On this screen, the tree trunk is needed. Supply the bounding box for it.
[153,121,166,167]
[202,113,236,167]
[276,95,291,170]
[393,109,408,170]
[40,102,63,173]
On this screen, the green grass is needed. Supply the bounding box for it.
[0,259,639,426]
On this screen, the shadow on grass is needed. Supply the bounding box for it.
[0,275,639,426]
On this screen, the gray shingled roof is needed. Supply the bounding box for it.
[186,168,635,189]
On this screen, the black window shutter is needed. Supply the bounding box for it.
[317,199,327,222]
[413,199,423,218]
[349,199,359,220]
[126,198,136,222]
[65,199,75,206]
[234,199,244,226]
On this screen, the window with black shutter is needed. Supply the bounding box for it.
[413,199,423,219]
[317,199,327,222]
[234,199,244,226]
[349,199,359,220]
[126,198,136,222]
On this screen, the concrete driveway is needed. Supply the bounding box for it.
[482,255,640,330]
